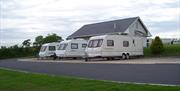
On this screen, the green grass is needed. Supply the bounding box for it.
[0,68,180,91]
[162,44,180,56]
[144,44,180,57]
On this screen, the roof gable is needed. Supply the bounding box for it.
[68,17,140,39]
[136,18,152,37]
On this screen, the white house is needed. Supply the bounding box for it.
[67,17,151,47]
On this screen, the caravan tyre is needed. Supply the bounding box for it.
[122,54,126,60]
[85,58,88,62]
[58,57,62,60]
[53,53,57,60]
[106,57,110,60]
[73,57,77,60]
[126,54,130,59]
[111,57,114,60]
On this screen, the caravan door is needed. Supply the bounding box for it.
[68,43,79,57]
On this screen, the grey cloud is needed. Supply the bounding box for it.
[0,0,180,46]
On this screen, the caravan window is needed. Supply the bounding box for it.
[88,39,103,48]
[49,46,56,51]
[97,39,103,47]
[88,41,93,48]
[92,40,99,47]
[58,43,68,50]
[40,46,47,52]
[82,44,87,48]
[107,40,114,46]
[123,41,129,47]
[71,43,78,49]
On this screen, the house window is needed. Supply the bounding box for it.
[71,43,78,49]
[107,40,114,46]
[49,46,56,51]
[123,41,129,47]
[147,39,149,42]
[82,44,87,48]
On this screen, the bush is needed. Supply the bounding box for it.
[150,36,164,54]
[143,47,151,57]
[0,46,39,59]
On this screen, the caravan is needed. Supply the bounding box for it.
[85,34,144,61]
[55,39,87,59]
[39,42,59,58]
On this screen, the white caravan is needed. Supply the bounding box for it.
[39,42,59,58]
[55,39,87,58]
[85,34,144,61]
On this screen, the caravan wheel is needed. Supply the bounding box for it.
[106,57,110,60]
[53,53,57,60]
[85,58,89,62]
[126,54,130,59]
[58,57,62,60]
[122,54,126,60]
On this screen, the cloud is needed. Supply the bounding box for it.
[0,0,180,46]
[155,30,180,38]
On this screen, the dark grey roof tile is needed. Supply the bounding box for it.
[68,17,138,39]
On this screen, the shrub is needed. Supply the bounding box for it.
[150,36,164,54]
[0,46,39,59]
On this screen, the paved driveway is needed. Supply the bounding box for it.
[0,59,180,85]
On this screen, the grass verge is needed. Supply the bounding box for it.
[0,68,180,91]
[144,44,180,57]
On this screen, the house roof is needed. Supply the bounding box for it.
[67,17,147,39]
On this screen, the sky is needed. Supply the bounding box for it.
[0,0,180,46]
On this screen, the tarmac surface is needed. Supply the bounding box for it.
[0,58,180,85]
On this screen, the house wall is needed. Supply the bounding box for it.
[136,21,147,35]
[125,19,148,47]
[68,19,150,48]
[126,20,147,37]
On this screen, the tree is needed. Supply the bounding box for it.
[33,35,43,46]
[150,36,164,54]
[22,39,31,47]
[42,34,62,44]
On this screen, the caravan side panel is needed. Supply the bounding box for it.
[100,35,144,57]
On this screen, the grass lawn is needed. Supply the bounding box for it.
[144,44,180,57]
[162,44,180,56]
[0,68,180,91]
